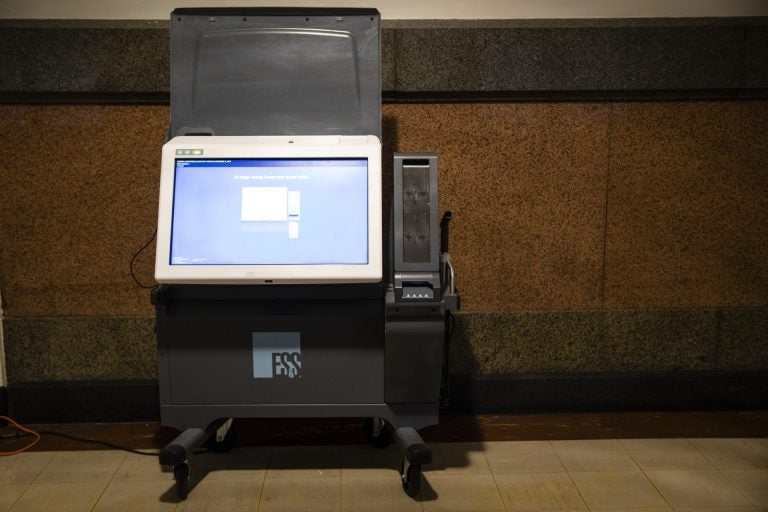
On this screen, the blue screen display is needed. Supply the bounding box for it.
[170,158,369,265]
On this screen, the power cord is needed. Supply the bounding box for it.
[34,431,159,457]
[1,415,157,457]
[0,416,40,455]
[130,229,157,289]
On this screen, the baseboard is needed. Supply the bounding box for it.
[447,371,768,413]
[6,372,767,423]
[8,380,159,423]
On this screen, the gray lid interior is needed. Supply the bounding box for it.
[170,8,381,138]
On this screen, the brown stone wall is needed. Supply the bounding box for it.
[1,101,766,382]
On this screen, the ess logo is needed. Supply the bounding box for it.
[273,351,302,379]
[252,332,302,380]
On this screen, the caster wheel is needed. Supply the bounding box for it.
[362,417,391,449]
[173,463,190,500]
[401,460,422,498]
[207,427,237,453]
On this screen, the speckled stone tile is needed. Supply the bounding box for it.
[2,19,767,97]
[393,23,754,92]
[0,105,166,317]
[604,101,768,309]
[449,311,602,375]
[450,309,725,375]
[600,309,718,372]
[381,27,395,92]
[0,22,169,93]
[597,25,745,90]
[3,316,156,383]
[717,308,768,371]
[745,26,768,89]
[385,103,608,311]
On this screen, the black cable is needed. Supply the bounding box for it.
[440,309,455,408]
[446,309,456,339]
[4,430,212,457]
[130,229,157,289]
[2,430,158,456]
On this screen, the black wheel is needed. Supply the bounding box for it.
[173,463,190,500]
[401,461,422,497]
[207,427,237,453]
[362,417,391,449]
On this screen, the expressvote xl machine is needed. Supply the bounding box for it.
[151,8,458,500]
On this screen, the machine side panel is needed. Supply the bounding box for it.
[384,318,444,404]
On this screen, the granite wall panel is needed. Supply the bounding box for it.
[3,316,156,383]
[393,24,750,92]
[450,309,725,376]
[717,308,768,371]
[0,106,166,317]
[604,102,768,309]
[2,103,609,316]
[2,101,767,384]
[449,311,603,375]
[385,103,608,311]
[2,18,766,99]
[0,24,169,93]
[5,308,764,383]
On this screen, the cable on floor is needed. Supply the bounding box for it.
[35,431,159,456]
[0,416,160,456]
[0,415,40,455]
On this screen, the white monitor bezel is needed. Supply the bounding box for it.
[155,135,382,284]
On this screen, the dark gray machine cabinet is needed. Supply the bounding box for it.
[154,284,442,432]
[385,315,444,404]
[158,9,447,500]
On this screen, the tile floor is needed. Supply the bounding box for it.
[0,438,767,511]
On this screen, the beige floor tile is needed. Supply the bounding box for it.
[570,470,669,510]
[0,452,56,485]
[673,508,757,512]
[589,510,671,512]
[422,473,504,512]
[35,450,126,483]
[259,476,340,512]
[494,471,587,510]
[9,482,106,512]
[423,442,490,474]
[92,480,178,512]
[341,444,402,478]
[645,469,753,508]
[266,446,341,479]
[112,452,173,482]
[484,441,565,474]
[341,476,422,512]
[552,440,637,472]
[176,478,262,512]
[689,438,768,469]
[620,439,712,470]
[720,469,768,507]
[0,484,27,512]
[193,447,269,481]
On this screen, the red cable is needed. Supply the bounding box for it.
[0,415,41,455]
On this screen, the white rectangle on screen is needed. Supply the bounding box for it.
[288,221,299,239]
[287,191,301,217]
[241,187,288,221]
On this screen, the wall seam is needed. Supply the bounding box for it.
[0,287,6,387]
[600,103,614,309]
